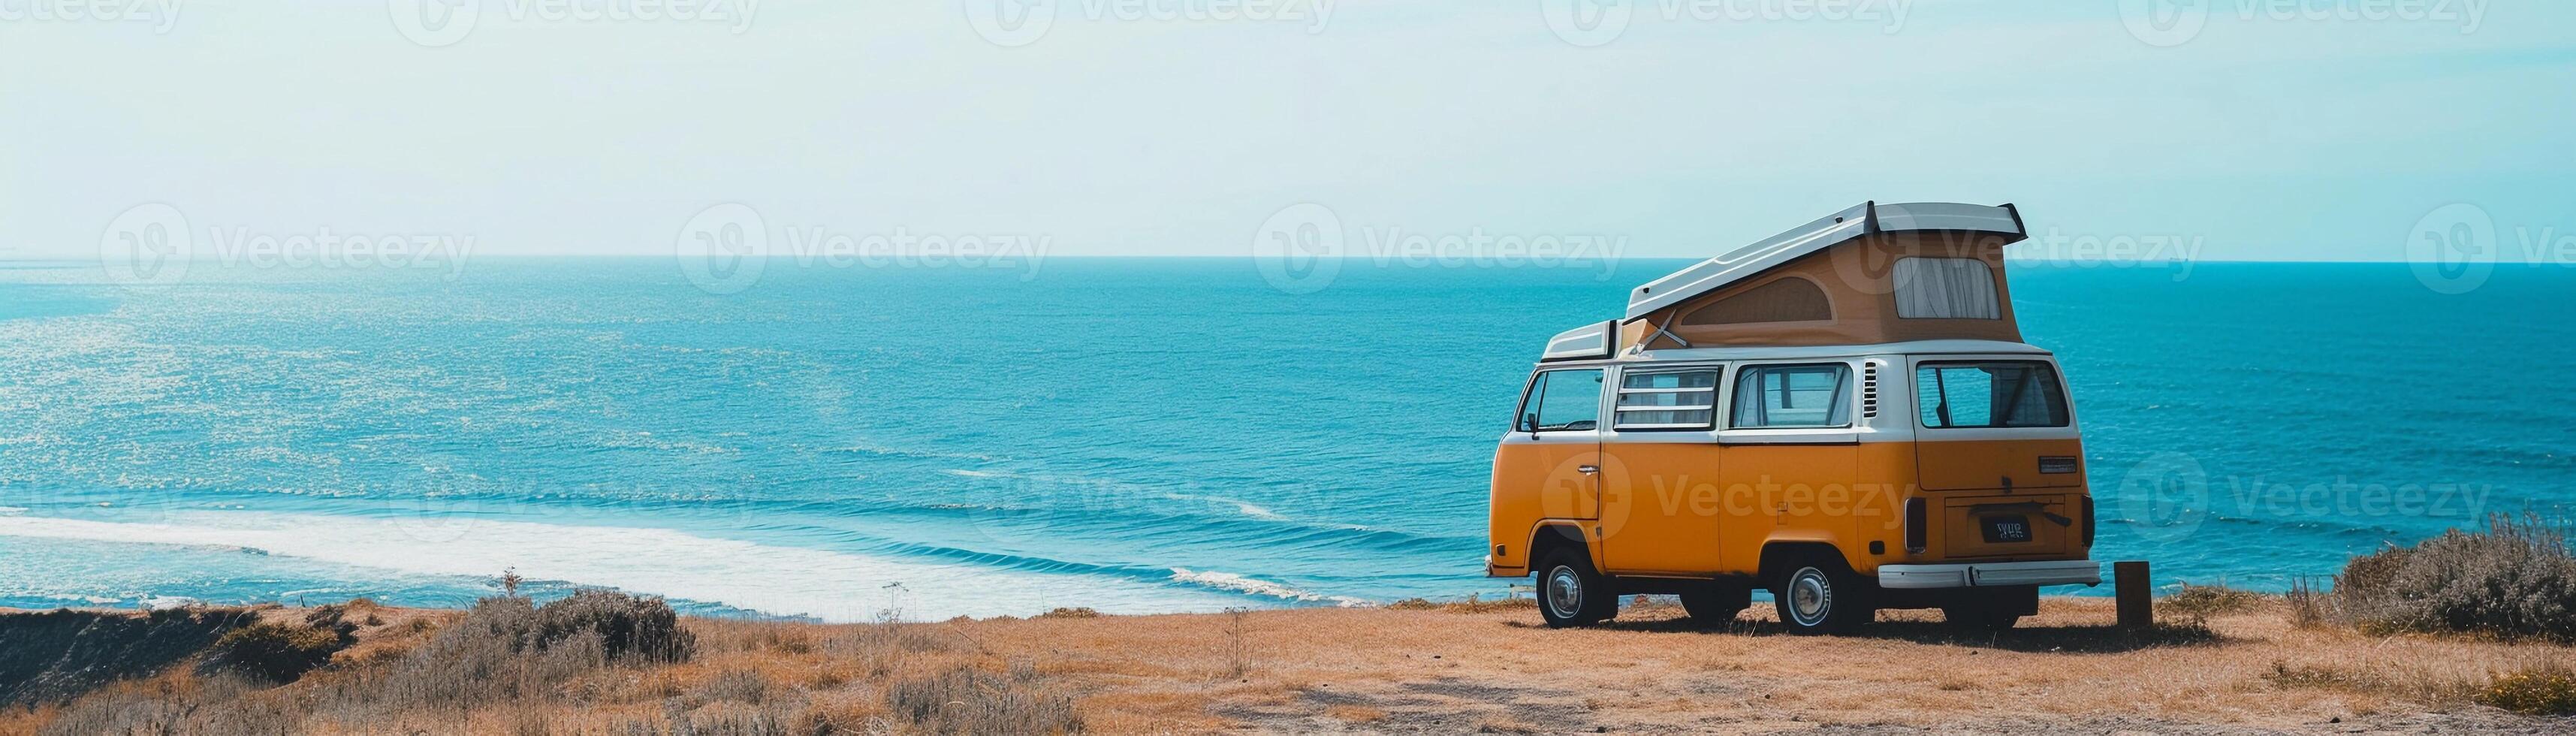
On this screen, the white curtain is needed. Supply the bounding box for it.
[1893,258,2001,319]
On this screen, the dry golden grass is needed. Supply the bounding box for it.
[10,596,2574,734]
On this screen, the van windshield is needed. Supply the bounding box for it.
[1915,361,2068,428]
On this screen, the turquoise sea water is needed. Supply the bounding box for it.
[2,259,2571,620]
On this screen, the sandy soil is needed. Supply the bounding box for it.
[946,597,2570,734]
[7,596,2571,734]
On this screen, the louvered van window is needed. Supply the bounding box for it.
[1613,369,1719,430]
[1893,257,2001,319]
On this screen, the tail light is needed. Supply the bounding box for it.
[1903,497,1927,554]
[2081,496,2096,547]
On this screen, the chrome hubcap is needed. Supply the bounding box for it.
[1546,566,1583,618]
[1789,569,1831,625]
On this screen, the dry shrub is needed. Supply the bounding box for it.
[332,590,689,713]
[825,620,956,680]
[2285,576,2332,629]
[2478,663,2576,715]
[1385,593,1534,614]
[615,700,807,736]
[2261,660,2478,705]
[532,588,697,663]
[35,674,300,736]
[199,622,351,684]
[2158,584,2262,626]
[2328,514,2576,641]
[885,662,1082,735]
[695,668,771,706]
[1036,607,1100,620]
[0,607,259,707]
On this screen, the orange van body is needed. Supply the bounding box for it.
[1489,202,2101,632]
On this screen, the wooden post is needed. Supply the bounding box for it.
[2115,560,2152,629]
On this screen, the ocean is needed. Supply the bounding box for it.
[2,258,2570,621]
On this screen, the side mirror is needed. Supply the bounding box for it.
[1521,412,1541,436]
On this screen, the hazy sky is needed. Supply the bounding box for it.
[3,1,2569,263]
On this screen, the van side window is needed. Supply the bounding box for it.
[1730,364,1854,429]
[1916,361,2070,428]
[1892,258,2001,319]
[1522,369,1604,432]
[1613,369,1719,430]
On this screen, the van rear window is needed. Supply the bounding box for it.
[1915,361,2068,428]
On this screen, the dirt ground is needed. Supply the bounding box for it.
[986,597,2570,734]
[6,596,2571,734]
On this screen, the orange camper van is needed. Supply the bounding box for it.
[1486,201,2100,635]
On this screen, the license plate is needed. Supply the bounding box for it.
[1982,515,2032,543]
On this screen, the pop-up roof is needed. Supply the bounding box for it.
[1540,201,2032,361]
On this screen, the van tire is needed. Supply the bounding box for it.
[1535,548,1613,628]
[1679,583,1750,625]
[1770,554,1870,635]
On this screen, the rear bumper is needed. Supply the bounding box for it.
[1877,560,2101,589]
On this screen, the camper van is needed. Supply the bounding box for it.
[1486,201,2100,635]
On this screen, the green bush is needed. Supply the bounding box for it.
[2332,514,2576,641]
[201,622,348,683]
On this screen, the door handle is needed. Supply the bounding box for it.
[1577,465,1600,474]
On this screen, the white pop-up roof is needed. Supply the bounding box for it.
[1623,202,2026,320]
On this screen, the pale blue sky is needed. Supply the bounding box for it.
[3,2,2568,261]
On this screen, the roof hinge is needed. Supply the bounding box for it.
[1642,313,1691,351]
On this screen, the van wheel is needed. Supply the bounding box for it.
[1535,549,1613,628]
[1679,583,1750,625]
[1771,555,1870,635]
